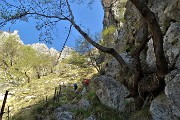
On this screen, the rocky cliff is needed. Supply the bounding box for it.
[94,0,180,119]
[30,43,74,60]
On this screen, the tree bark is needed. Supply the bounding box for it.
[130,0,168,77]
[70,20,129,70]
[25,72,30,83]
[127,0,169,109]
[128,21,149,97]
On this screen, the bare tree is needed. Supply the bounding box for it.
[0,0,168,109]
[75,32,103,72]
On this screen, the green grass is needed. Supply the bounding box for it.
[0,63,97,120]
[128,107,152,120]
[0,62,152,120]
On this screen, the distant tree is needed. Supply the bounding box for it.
[75,33,103,72]
[14,45,37,82]
[0,35,20,66]
[0,34,21,80]
[62,51,87,67]
[46,55,57,73]
[0,0,168,110]
[32,53,51,79]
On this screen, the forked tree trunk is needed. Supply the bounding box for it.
[130,0,168,77]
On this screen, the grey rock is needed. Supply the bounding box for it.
[105,58,120,79]
[93,75,131,112]
[150,93,179,120]
[31,43,49,54]
[164,0,180,22]
[79,99,91,110]
[56,104,78,113]
[164,22,180,69]
[105,53,133,78]
[149,0,171,33]
[84,115,96,120]
[164,69,179,84]
[165,73,180,118]
[60,46,74,60]
[56,111,74,120]
[175,55,180,69]
[146,22,180,71]
[146,39,156,72]
[102,0,126,27]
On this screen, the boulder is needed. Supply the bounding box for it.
[165,73,180,118]
[55,104,78,113]
[150,72,180,120]
[56,111,74,120]
[150,93,179,120]
[105,53,133,79]
[84,115,96,120]
[93,75,132,112]
[79,99,91,110]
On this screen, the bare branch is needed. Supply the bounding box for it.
[69,19,128,68]
[57,24,73,61]
[65,0,74,20]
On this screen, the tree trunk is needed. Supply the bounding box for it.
[25,72,30,83]
[70,20,129,70]
[129,0,168,77]
[128,21,149,97]
[37,72,40,79]
[0,91,9,120]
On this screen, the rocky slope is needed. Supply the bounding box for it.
[93,0,180,119]
[30,43,74,60]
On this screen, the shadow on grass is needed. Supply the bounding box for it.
[5,85,152,120]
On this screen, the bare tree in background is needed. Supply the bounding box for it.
[75,32,103,72]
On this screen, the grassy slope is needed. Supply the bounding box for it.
[0,63,96,120]
[0,63,152,120]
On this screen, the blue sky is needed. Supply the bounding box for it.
[1,1,104,51]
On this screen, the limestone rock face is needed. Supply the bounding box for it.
[60,46,74,60]
[164,69,179,84]
[146,22,180,72]
[105,53,133,79]
[101,0,180,118]
[164,22,180,69]
[146,39,156,72]
[164,0,180,22]
[93,75,132,112]
[165,73,180,118]
[31,43,59,58]
[149,0,171,34]
[102,0,127,27]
